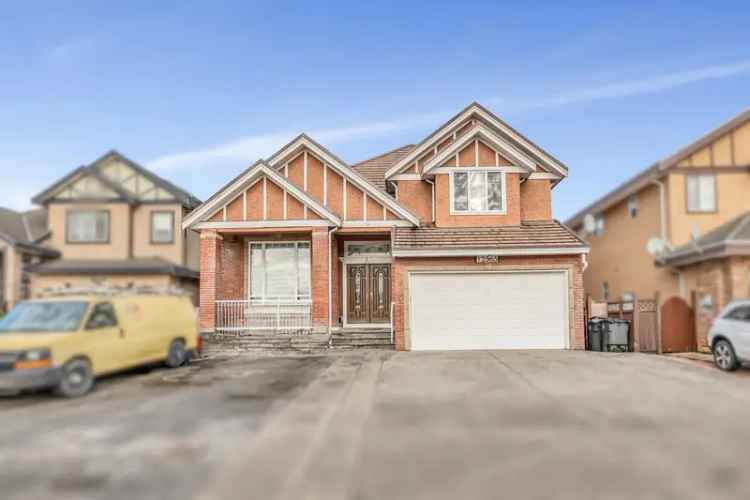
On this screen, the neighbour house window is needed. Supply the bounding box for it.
[249,242,311,302]
[628,195,638,218]
[151,211,175,244]
[594,214,605,236]
[686,174,716,212]
[451,170,505,214]
[66,210,109,243]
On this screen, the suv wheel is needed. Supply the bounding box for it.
[713,340,739,372]
[166,340,187,368]
[55,359,95,397]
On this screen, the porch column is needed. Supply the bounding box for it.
[311,227,330,332]
[199,230,223,333]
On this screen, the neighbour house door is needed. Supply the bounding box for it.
[346,264,391,325]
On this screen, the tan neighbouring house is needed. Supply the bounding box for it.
[28,151,202,302]
[0,208,59,312]
[566,108,750,351]
[185,102,589,351]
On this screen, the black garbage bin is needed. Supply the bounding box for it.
[587,317,607,352]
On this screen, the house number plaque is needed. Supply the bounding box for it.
[476,255,499,264]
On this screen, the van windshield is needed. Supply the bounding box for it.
[0,301,89,333]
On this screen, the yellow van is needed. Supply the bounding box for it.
[0,293,200,397]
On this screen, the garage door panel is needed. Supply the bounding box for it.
[409,271,567,350]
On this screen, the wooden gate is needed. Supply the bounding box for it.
[660,297,696,353]
[636,299,658,353]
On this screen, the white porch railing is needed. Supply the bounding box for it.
[216,299,312,335]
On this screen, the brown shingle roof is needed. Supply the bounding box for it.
[393,221,586,252]
[352,144,415,191]
[658,211,750,267]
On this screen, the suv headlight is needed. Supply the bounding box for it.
[15,348,52,369]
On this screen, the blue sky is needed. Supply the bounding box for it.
[1,1,749,220]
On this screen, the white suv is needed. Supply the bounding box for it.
[708,300,750,371]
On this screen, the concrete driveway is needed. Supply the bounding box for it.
[1,350,749,500]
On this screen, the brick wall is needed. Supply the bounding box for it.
[520,179,552,221]
[199,231,222,333]
[311,227,330,330]
[218,236,245,300]
[391,255,585,351]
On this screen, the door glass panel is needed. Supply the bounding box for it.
[347,243,390,256]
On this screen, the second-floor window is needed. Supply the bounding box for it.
[686,174,716,213]
[450,170,506,214]
[151,211,175,244]
[66,210,109,244]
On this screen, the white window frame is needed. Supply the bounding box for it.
[449,168,507,215]
[686,174,716,213]
[246,241,311,303]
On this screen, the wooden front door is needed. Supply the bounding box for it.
[346,264,391,324]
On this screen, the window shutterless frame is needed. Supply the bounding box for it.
[65,209,110,244]
[685,174,717,213]
[448,168,507,215]
[150,210,176,244]
[246,241,311,303]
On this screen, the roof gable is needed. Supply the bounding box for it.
[183,161,342,228]
[32,150,201,209]
[265,134,419,225]
[421,123,539,174]
[385,102,568,180]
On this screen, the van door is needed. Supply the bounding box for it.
[82,302,130,373]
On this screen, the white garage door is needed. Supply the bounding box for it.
[409,271,568,350]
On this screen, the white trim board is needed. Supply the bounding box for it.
[392,246,589,257]
[192,220,332,230]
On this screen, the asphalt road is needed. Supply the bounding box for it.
[1,350,749,500]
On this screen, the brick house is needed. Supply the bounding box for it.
[565,108,750,351]
[185,103,589,351]
[657,212,750,351]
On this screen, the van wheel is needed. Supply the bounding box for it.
[55,359,94,398]
[714,340,739,372]
[166,340,187,368]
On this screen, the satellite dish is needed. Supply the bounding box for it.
[646,237,666,256]
[583,213,596,234]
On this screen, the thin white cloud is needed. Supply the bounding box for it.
[148,111,445,171]
[503,59,750,111]
[149,59,750,172]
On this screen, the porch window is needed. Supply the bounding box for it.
[686,174,716,212]
[249,242,311,302]
[450,170,505,214]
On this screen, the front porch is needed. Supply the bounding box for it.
[199,227,395,340]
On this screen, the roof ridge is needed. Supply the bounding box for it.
[352,144,415,167]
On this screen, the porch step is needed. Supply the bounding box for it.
[330,329,394,349]
[204,333,331,356]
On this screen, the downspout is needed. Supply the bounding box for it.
[327,226,339,338]
[581,253,589,272]
[650,179,667,242]
[424,178,436,223]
